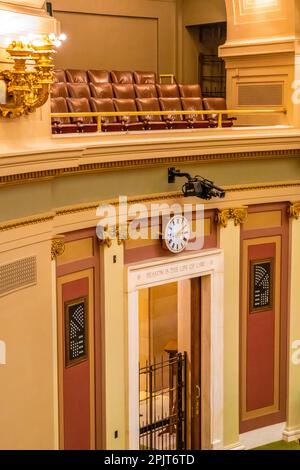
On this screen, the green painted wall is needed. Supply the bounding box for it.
[1,157,300,222]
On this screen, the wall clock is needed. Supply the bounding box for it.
[163,215,191,254]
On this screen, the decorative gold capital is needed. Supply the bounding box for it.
[288,202,300,220]
[215,209,231,228]
[215,207,248,228]
[98,224,128,248]
[51,236,65,260]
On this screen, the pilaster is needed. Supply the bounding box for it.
[217,207,247,449]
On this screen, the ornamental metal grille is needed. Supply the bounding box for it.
[139,352,187,450]
[0,256,37,296]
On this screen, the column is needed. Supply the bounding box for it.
[216,207,248,450]
[284,204,300,441]
[102,238,127,449]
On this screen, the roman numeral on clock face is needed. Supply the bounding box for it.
[164,215,191,253]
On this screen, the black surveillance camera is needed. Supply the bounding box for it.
[168,167,225,201]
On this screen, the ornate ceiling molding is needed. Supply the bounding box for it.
[1,148,300,188]
[0,212,55,232]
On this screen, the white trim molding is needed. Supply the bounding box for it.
[224,442,246,450]
[126,249,224,450]
[240,422,286,449]
[283,427,300,442]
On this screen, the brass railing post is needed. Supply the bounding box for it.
[97,114,102,133]
[218,112,223,128]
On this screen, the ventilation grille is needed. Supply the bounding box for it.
[0,256,37,296]
[238,83,283,106]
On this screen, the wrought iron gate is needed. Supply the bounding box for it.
[139,352,187,450]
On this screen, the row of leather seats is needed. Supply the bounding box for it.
[54,69,157,84]
[52,81,204,101]
[51,69,234,134]
[51,95,224,134]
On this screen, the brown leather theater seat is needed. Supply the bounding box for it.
[134,84,158,99]
[112,84,136,99]
[111,71,134,84]
[136,98,167,130]
[52,69,234,133]
[181,98,211,128]
[159,98,189,129]
[90,98,123,132]
[51,97,78,134]
[202,97,235,127]
[179,84,202,99]
[156,84,180,98]
[66,69,88,83]
[134,71,156,84]
[54,69,67,83]
[66,97,97,133]
[51,82,69,99]
[90,83,114,99]
[113,98,145,131]
[87,70,110,84]
[67,83,91,99]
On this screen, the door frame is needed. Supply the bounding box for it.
[126,249,224,450]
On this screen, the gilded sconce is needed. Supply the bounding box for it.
[0,33,65,118]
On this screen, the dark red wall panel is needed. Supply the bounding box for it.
[62,277,90,450]
[240,203,289,433]
[246,243,276,412]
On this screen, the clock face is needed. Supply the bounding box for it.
[164,215,191,253]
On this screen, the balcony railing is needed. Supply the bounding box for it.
[51,107,287,133]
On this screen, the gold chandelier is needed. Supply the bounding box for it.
[0,33,65,118]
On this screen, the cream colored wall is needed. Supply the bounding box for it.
[51,0,177,75]
[183,0,226,26]
[219,219,240,449]
[225,0,295,43]
[0,222,57,449]
[220,0,297,126]
[149,283,178,360]
[103,239,126,450]
[284,217,300,440]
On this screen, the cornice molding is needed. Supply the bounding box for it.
[215,207,248,228]
[1,148,300,188]
[0,212,55,232]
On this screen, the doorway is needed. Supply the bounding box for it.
[138,279,203,450]
[138,282,187,450]
[127,250,224,450]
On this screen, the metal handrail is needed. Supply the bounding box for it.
[51,107,287,132]
[159,73,176,84]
